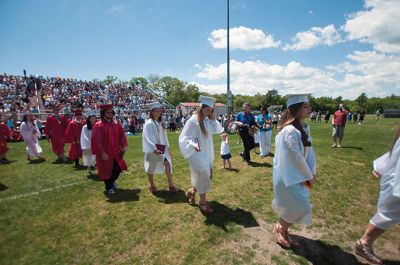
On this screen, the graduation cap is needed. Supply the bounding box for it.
[98,104,113,110]
[199,95,217,108]
[285,93,312,107]
[147,102,162,110]
[74,110,82,116]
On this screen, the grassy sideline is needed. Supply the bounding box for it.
[0,115,399,264]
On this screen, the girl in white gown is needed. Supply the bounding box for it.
[271,94,316,248]
[142,102,177,193]
[179,96,224,214]
[20,111,45,161]
[355,127,400,265]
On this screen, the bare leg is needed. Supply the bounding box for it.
[360,223,385,248]
[222,159,226,169]
[227,159,232,169]
[164,160,175,187]
[148,173,156,188]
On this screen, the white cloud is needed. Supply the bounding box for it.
[283,24,343,51]
[195,60,337,96]
[194,55,400,99]
[208,26,280,51]
[342,0,400,53]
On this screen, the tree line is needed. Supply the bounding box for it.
[102,75,400,113]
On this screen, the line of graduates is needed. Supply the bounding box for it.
[1,95,398,264]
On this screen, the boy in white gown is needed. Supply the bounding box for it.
[355,128,400,265]
[179,96,224,214]
[142,102,177,193]
[80,113,97,176]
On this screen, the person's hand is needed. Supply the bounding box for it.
[372,170,381,178]
[194,145,201,152]
[154,150,162,155]
[101,153,109,161]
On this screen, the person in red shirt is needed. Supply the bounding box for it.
[44,105,69,162]
[332,104,347,148]
[65,110,86,167]
[0,113,12,164]
[91,104,128,195]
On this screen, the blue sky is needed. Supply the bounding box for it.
[1,0,399,99]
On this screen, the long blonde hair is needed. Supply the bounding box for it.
[197,105,208,136]
[279,102,311,147]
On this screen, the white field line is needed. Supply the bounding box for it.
[0,181,84,202]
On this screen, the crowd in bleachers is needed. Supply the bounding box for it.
[0,73,172,119]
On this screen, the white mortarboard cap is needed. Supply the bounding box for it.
[285,93,312,107]
[147,102,162,110]
[199,95,217,108]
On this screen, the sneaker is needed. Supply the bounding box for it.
[331,144,337,148]
[337,145,341,148]
[107,188,116,195]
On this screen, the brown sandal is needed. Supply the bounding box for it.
[185,188,196,205]
[199,201,213,214]
[355,240,383,265]
[273,223,291,248]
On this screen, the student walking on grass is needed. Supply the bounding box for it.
[65,110,86,167]
[142,102,178,194]
[80,113,97,176]
[271,94,317,248]
[179,96,224,214]
[355,127,400,265]
[19,111,45,162]
[91,104,128,195]
[0,113,12,164]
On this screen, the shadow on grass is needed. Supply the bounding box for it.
[225,168,240,173]
[73,164,87,171]
[250,161,272,168]
[28,159,46,164]
[0,183,8,192]
[87,173,102,181]
[203,201,259,231]
[0,159,17,164]
[153,189,187,204]
[341,146,363,151]
[105,188,141,203]
[289,235,400,265]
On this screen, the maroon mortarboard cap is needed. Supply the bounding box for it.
[74,110,82,116]
[99,104,113,110]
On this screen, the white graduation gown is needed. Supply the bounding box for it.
[179,115,224,194]
[370,137,400,230]
[272,125,315,225]
[80,125,96,167]
[142,119,172,174]
[20,121,42,157]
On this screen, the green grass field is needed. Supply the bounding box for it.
[1,115,399,265]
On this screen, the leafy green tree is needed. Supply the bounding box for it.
[103,75,118,85]
[355,93,368,108]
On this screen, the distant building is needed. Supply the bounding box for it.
[176,102,227,117]
[383,109,400,118]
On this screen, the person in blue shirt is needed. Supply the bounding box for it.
[256,106,273,157]
[234,102,256,165]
